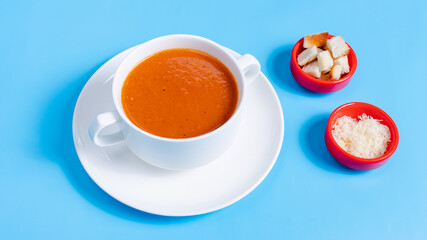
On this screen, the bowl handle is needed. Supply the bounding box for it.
[236,54,260,84]
[88,111,125,146]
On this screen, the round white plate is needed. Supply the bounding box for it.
[72,45,284,216]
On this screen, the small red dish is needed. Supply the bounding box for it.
[325,102,399,170]
[290,35,357,93]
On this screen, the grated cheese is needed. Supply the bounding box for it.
[332,114,391,159]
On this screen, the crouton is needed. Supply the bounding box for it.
[320,71,331,80]
[333,55,350,74]
[297,46,318,66]
[302,60,321,78]
[317,50,334,72]
[303,32,329,48]
[331,65,343,80]
[326,36,350,59]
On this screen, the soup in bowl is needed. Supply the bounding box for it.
[89,34,260,170]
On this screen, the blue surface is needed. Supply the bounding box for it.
[1,0,426,239]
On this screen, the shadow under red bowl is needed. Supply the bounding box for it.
[290,35,357,93]
[325,102,399,170]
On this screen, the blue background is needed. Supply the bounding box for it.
[1,0,426,239]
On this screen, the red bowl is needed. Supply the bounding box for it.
[325,102,399,170]
[290,35,357,93]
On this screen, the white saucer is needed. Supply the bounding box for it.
[72,45,284,216]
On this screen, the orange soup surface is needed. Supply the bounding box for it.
[121,48,239,139]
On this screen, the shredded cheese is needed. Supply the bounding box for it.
[332,114,391,159]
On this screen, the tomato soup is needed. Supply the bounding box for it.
[121,48,239,139]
